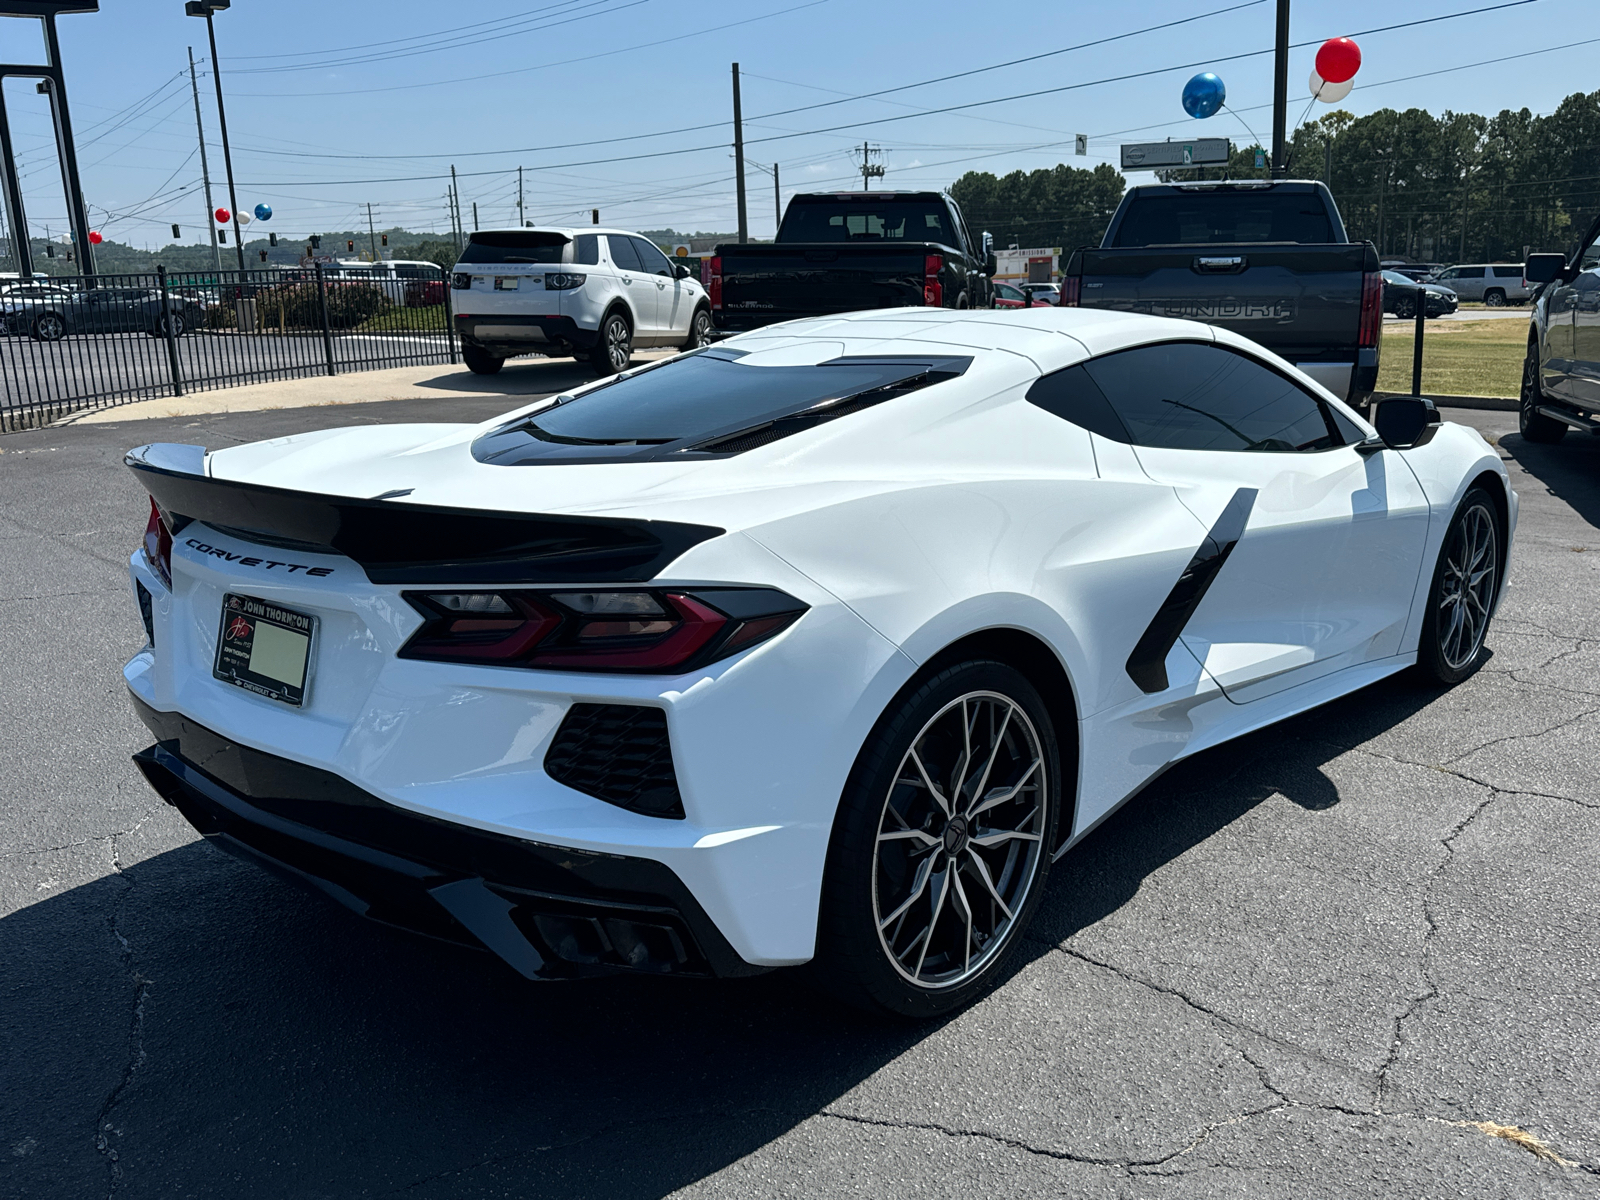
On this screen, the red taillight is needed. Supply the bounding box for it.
[1358,270,1382,347]
[708,255,722,310]
[142,497,172,587]
[1059,276,1081,307]
[924,254,943,306]
[398,588,805,674]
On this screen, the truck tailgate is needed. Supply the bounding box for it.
[1072,243,1374,362]
[719,244,928,318]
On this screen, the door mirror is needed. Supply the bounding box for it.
[1371,396,1438,448]
[1524,253,1566,285]
[981,230,994,257]
[985,252,997,277]
[674,263,691,279]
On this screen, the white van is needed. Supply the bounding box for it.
[450,227,712,375]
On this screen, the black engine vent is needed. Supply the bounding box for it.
[544,704,684,819]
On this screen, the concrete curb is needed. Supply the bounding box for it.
[1372,391,1517,412]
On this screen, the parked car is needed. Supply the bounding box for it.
[1060,179,1381,406]
[1519,215,1600,442]
[710,191,994,333]
[1382,270,1458,318]
[123,306,1512,1016]
[1020,282,1060,305]
[1431,263,1529,306]
[451,227,711,376]
[992,281,1050,308]
[1,285,203,341]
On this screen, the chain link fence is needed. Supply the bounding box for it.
[0,263,456,431]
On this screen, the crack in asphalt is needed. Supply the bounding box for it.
[92,824,150,1198]
[1440,703,1600,768]
[1351,745,1600,811]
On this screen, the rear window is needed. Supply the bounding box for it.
[473,349,970,463]
[780,198,962,246]
[458,231,569,265]
[1110,193,1335,246]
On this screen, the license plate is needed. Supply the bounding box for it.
[493,276,521,290]
[214,594,315,707]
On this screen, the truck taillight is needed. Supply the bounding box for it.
[142,497,172,588]
[924,254,943,306]
[708,255,722,310]
[1357,270,1382,347]
[1059,276,1081,307]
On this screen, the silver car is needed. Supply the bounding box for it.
[1520,220,1600,442]
[1431,263,1529,306]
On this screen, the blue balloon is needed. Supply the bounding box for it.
[253,203,273,222]
[1182,72,1226,119]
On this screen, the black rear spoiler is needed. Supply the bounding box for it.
[125,443,722,585]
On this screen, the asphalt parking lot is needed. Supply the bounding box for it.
[2,370,1598,1198]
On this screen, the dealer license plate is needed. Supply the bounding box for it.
[213,594,315,707]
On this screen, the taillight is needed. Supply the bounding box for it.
[1358,270,1382,347]
[708,255,722,310]
[398,587,805,674]
[924,254,943,306]
[451,272,470,290]
[1059,276,1081,306]
[142,497,172,588]
[543,272,586,290]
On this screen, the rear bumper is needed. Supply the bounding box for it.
[455,313,598,353]
[130,694,762,981]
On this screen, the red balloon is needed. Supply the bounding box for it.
[214,207,231,224]
[1315,37,1361,84]
[87,230,103,244]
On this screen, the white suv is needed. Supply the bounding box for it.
[450,227,712,375]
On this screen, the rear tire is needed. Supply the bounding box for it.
[591,310,632,376]
[30,312,65,342]
[1485,289,1506,307]
[1417,486,1503,685]
[462,346,505,375]
[1519,333,1567,444]
[811,660,1060,1018]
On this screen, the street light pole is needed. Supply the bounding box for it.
[189,1,245,273]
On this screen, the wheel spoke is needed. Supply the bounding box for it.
[963,705,1014,815]
[910,748,953,818]
[913,865,952,980]
[878,828,939,847]
[964,848,1014,921]
[970,827,1042,849]
[879,855,934,931]
[950,868,975,976]
[969,757,1042,819]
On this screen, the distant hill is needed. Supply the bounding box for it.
[15,228,456,277]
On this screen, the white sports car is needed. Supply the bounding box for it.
[123,307,1514,1016]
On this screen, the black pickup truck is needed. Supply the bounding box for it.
[1060,180,1382,406]
[709,191,995,333]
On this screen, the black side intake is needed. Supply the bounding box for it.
[544,704,684,819]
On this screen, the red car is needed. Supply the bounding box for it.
[992,281,1054,308]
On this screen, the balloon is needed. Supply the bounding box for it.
[214,207,230,224]
[1182,72,1226,119]
[1309,70,1353,104]
[254,203,272,221]
[1314,37,1361,84]
[236,211,252,226]
[87,230,102,245]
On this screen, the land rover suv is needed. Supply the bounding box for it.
[451,227,712,375]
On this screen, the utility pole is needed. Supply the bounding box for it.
[1324,134,1332,184]
[1270,0,1290,178]
[858,142,885,189]
[732,62,748,243]
[518,165,525,226]
[366,201,377,260]
[195,5,246,272]
[450,164,462,249]
[187,46,222,276]
[472,201,478,232]
[773,162,781,233]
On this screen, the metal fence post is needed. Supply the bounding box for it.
[1411,289,1425,397]
[443,267,458,365]
[157,264,184,397]
[315,262,336,377]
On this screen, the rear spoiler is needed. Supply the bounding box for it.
[124,443,722,585]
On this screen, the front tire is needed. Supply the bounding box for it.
[1519,333,1567,444]
[1417,487,1503,685]
[30,312,65,342]
[681,306,712,351]
[462,346,504,375]
[591,310,632,376]
[812,661,1060,1018]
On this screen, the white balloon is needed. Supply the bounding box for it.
[1309,70,1353,103]
[236,211,252,226]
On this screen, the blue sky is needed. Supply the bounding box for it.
[5,0,1596,247]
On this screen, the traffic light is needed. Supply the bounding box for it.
[310,235,321,249]
[269,232,277,247]
[347,239,355,252]
[45,244,55,258]
[218,229,227,244]
[171,224,181,239]
[259,250,269,262]
[381,233,388,247]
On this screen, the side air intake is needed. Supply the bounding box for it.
[544,704,684,819]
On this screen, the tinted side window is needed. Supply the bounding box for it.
[1082,342,1341,453]
[574,234,599,265]
[1456,266,1486,279]
[633,238,674,277]
[607,235,642,272]
[1026,364,1130,442]
[1492,265,1523,278]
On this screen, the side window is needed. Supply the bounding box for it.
[1492,265,1523,278]
[632,237,674,277]
[1026,364,1130,442]
[606,235,642,272]
[1080,341,1343,453]
[1457,266,1486,279]
[1437,268,1458,281]
[574,234,599,265]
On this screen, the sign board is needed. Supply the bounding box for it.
[672,244,691,257]
[1074,133,1088,156]
[994,246,1061,282]
[1120,138,1230,170]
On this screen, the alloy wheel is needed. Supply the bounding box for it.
[690,310,712,348]
[1437,502,1497,671]
[605,315,630,371]
[873,690,1046,990]
[34,313,64,341]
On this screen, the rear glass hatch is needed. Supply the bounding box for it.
[457,231,572,304]
[472,348,971,464]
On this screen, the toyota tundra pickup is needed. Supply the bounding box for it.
[1060,180,1382,406]
[708,191,994,334]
